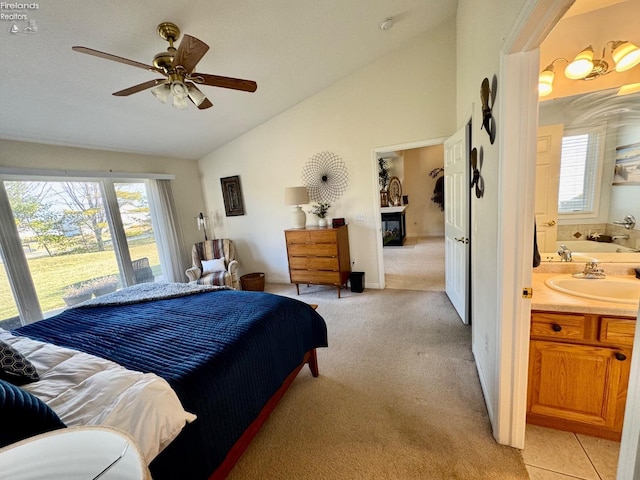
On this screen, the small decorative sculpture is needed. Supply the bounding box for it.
[480,75,497,144]
[470,147,485,198]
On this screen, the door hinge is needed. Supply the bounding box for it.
[522,287,533,299]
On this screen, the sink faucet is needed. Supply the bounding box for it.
[557,244,572,262]
[581,261,606,279]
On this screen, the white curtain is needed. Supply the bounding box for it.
[147,179,189,283]
[0,182,42,323]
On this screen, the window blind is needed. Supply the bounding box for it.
[558,132,601,214]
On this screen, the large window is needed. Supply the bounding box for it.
[0,175,178,328]
[558,127,604,216]
[0,250,19,329]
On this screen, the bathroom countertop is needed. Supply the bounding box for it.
[532,272,640,318]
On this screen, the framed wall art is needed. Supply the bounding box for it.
[613,142,640,185]
[220,175,245,216]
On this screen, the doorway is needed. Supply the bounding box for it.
[374,139,446,289]
[378,143,446,292]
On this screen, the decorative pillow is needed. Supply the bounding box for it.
[0,378,66,448]
[0,340,39,385]
[201,257,226,275]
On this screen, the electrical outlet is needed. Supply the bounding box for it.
[355,214,365,221]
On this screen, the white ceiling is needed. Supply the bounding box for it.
[0,0,457,160]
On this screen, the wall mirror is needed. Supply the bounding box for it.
[536,87,640,263]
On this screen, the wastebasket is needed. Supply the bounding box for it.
[349,272,365,293]
[240,272,265,291]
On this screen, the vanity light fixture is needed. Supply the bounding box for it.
[539,40,640,97]
[618,82,640,96]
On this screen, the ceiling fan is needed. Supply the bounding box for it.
[72,22,257,110]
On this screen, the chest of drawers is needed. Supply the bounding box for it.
[285,226,351,298]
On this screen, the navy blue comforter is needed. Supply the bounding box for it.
[15,288,328,480]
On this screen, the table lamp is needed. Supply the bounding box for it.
[284,186,309,229]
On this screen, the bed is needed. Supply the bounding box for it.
[6,283,328,479]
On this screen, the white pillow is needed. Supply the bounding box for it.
[201,258,226,274]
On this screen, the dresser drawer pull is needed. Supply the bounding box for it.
[551,324,562,332]
[615,352,627,361]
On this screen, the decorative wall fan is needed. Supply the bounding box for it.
[72,22,257,110]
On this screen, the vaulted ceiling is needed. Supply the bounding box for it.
[0,0,457,160]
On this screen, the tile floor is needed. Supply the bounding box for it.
[524,425,620,480]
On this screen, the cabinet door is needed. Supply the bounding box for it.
[528,340,631,430]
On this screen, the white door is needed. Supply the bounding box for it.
[535,124,564,253]
[444,125,470,324]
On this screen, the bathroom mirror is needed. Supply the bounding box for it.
[537,87,640,263]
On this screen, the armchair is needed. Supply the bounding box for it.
[131,257,154,284]
[185,239,239,289]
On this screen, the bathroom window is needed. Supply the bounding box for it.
[557,127,604,215]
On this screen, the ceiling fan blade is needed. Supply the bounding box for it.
[186,82,212,109]
[112,79,166,96]
[192,73,257,92]
[197,98,213,110]
[72,46,161,73]
[172,34,209,73]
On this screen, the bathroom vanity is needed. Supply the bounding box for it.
[528,270,639,441]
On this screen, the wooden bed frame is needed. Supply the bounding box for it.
[210,349,319,479]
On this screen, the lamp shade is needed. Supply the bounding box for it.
[564,46,594,79]
[613,41,640,72]
[538,67,555,97]
[284,186,309,206]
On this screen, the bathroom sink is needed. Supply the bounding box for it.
[544,276,640,305]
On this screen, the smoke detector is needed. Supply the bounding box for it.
[379,18,394,31]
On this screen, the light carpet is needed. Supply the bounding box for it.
[384,237,446,291]
[226,284,528,479]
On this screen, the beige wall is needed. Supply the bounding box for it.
[198,21,457,285]
[402,145,445,238]
[0,139,206,267]
[456,0,529,432]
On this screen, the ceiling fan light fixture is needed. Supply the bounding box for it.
[172,94,189,110]
[150,83,170,103]
[612,41,640,72]
[187,85,206,106]
[564,46,594,79]
[170,80,189,99]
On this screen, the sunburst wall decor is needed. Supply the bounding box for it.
[301,151,348,203]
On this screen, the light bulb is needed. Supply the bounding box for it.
[565,46,594,80]
[538,67,554,97]
[613,41,640,72]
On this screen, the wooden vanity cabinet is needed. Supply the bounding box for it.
[527,311,635,441]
